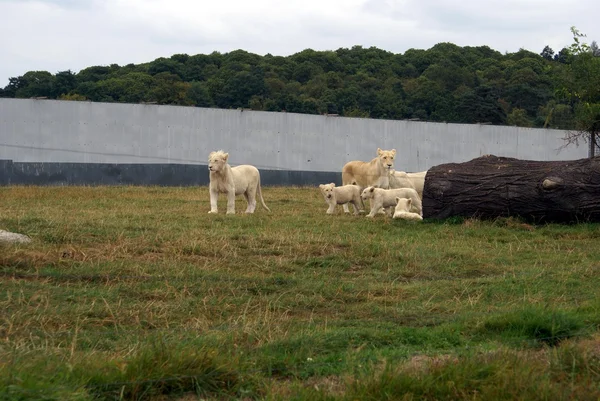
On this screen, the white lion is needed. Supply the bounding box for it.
[341,148,396,213]
[319,183,363,215]
[388,169,427,199]
[393,197,423,221]
[208,150,270,214]
[361,186,422,218]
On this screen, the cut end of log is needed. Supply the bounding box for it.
[542,178,562,190]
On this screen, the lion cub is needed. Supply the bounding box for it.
[393,197,423,221]
[319,183,363,215]
[360,186,422,218]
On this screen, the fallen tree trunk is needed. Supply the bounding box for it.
[422,155,600,223]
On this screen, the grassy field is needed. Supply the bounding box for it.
[1,185,600,400]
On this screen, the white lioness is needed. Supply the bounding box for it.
[208,150,270,214]
[361,186,422,218]
[388,169,427,199]
[319,183,363,215]
[341,148,396,213]
[393,197,423,221]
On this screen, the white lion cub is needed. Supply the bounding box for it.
[393,197,423,221]
[361,186,422,218]
[208,150,270,214]
[319,183,363,215]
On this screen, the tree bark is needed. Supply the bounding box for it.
[423,155,600,223]
[590,132,599,158]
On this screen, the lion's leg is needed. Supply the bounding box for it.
[245,194,257,213]
[413,199,423,216]
[385,206,394,217]
[226,189,236,214]
[341,175,352,214]
[358,192,366,213]
[245,186,257,213]
[366,201,381,218]
[208,187,219,214]
[326,201,336,214]
[351,201,360,215]
[371,199,386,214]
[243,193,251,213]
[368,199,377,213]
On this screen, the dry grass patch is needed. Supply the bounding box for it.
[1,185,600,400]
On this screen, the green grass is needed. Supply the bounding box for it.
[1,185,600,400]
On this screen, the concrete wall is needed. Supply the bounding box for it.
[0,98,588,186]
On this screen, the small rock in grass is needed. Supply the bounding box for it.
[0,229,32,244]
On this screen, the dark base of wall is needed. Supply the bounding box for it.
[0,160,341,187]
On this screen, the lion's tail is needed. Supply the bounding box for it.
[257,176,271,212]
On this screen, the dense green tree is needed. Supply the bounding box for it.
[541,45,555,61]
[182,54,218,82]
[292,61,323,84]
[94,72,154,103]
[149,72,192,105]
[371,77,407,119]
[212,65,267,108]
[170,53,189,64]
[538,101,575,129]
[76,66,111,82]
[148,57,184,79]
[591,41,600,57]
[455,85,506,124]
[508,48,542,61]
[1,76,24,98]
[554,48,571,63]
[3,34,597,135]
[559,27,600,156]
[52,70,77,98]
[423,60,474,92]
[187,81,213,107]
[403,76,452,121]
[14,71,55,98]
[291,49,344,73]
[507,108,533,127]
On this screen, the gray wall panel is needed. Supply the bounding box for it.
[0,98,588,178]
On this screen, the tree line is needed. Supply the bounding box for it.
[1,28,599,137]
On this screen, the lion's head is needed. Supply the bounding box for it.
[208,150,229,173]
[361,186,376,201]
[377,148,396,170]
[319,183,336,200]
[394,197,412,214]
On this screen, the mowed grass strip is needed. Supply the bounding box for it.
[1,185,600,400]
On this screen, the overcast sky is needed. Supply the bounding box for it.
[1,0,598,86]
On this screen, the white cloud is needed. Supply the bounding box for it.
[0,0,598,86]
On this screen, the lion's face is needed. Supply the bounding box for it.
[208,151,229,173]
[394,197,412,213]
[319,183,336,200]
[377,148,396,170]
[361,186,376,201]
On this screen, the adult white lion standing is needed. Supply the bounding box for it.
[208,150,270,214]
[341,148,396,213]
[388,169,427,199]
